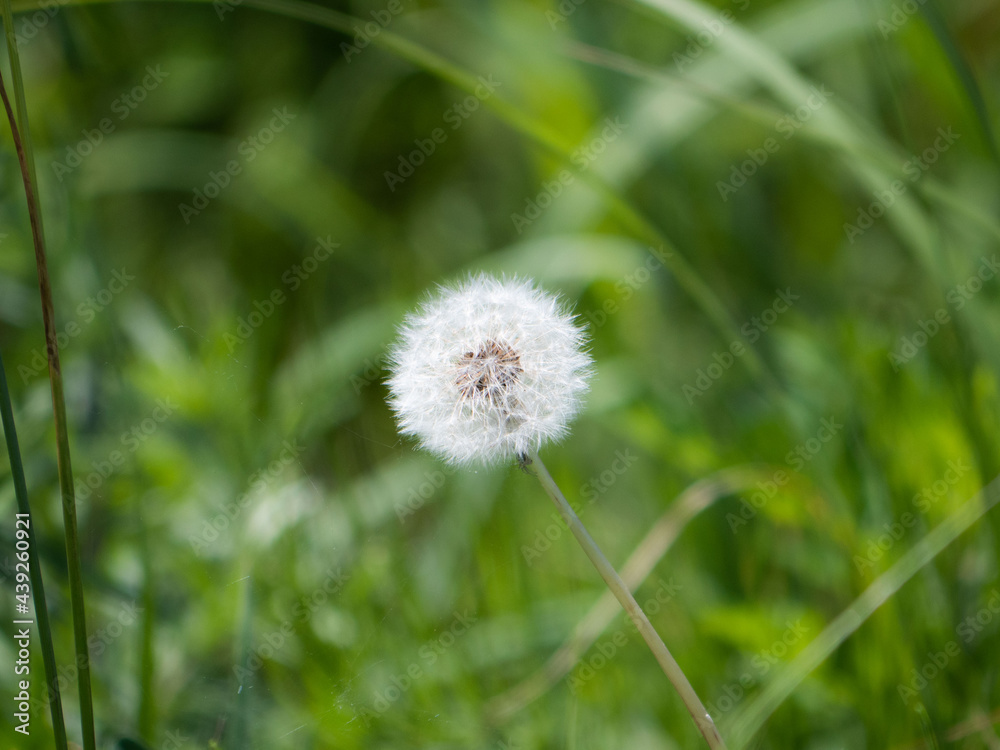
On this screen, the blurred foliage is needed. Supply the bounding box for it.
[1,0,1000,747]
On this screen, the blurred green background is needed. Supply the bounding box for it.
[1,0,1000,747]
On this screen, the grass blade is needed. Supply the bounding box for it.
[918,0,999,164]
[1,0,41,192]
[1,0,779,405]
[230,575,255,750]
[229,0,774,393]
[138,514,156,741]
[487,466,767,721]
[0,39,97,750]
[726,474,1000,748]
[529,452,728,748]
[0,350,68,749]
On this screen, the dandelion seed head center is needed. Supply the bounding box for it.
[455,338,523,403]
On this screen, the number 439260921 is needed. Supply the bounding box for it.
[14,514,30,610]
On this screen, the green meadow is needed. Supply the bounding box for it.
[1,0,999,747]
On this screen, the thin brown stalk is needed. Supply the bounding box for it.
[0,66,97,750]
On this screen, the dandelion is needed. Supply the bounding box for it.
[386,273,726,749]
[386,273,591,466]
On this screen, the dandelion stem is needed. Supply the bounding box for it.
[527,451,727,750]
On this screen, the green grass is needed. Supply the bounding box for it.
[0,0,998,747]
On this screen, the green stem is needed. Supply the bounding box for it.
[0,62,97,750]
[1,0,40,190]
[489,466,766,722]
[0,350,68,749]
[231,574,255,750]
[528,451,727,749]
[138,514,156,741]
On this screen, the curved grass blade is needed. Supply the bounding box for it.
[236,0,775,392]
[623,0,1000,297]
[557,0,1000,248]
[9,0,1000,389]
[725,474,1000,748]
[629,0,1000,512]
[0,50,96,750]
[4,0,776,402]
[565,37,1000,250]
[626,0,942,262]
[487,466,767,722]
[0,349,68,749]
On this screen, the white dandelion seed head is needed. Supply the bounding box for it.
[386,273,592,466]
